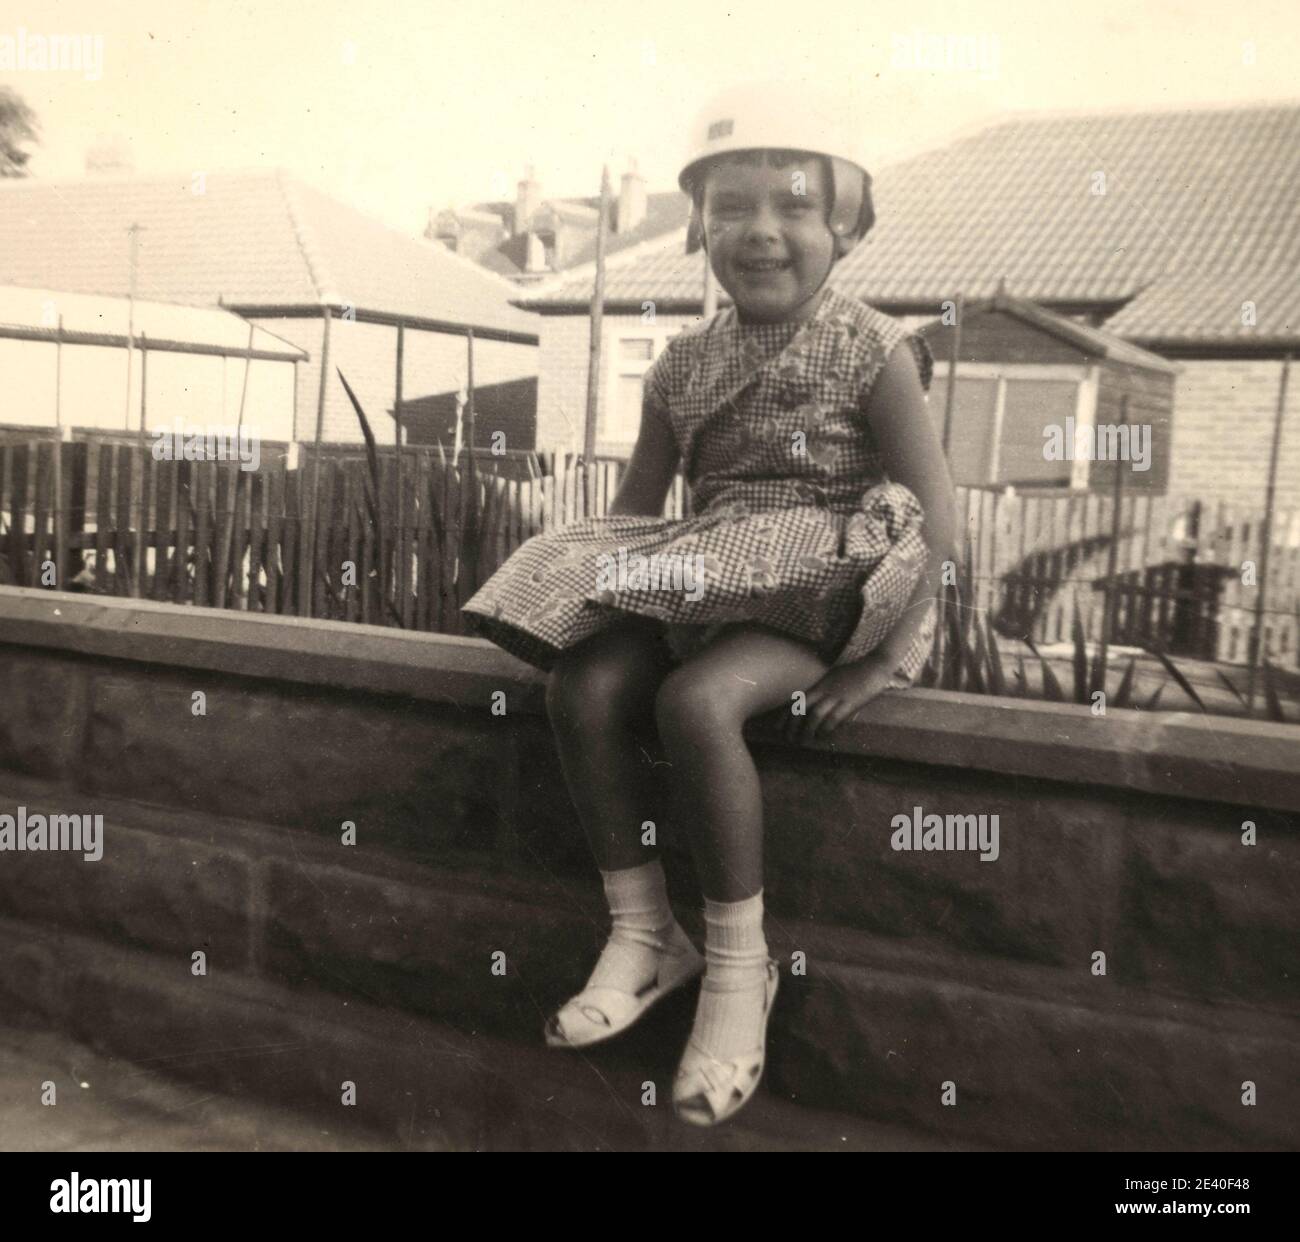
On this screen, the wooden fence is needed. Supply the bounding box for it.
[1,439,1296,666]
[958,487,1300,666]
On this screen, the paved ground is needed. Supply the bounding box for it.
[0,1024,391,1152]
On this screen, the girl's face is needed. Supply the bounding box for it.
[700,152,836,324]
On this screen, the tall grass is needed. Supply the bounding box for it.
[917,582,1292,718]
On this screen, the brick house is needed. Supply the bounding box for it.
[0,169,541,449]
[516,102,1300,506]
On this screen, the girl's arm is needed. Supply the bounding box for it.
[607,395,681,518]
[780,340,956,738]
[785,338,958,741]
[860,338,960,666]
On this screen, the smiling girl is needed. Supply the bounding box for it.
[462,81,958,1126]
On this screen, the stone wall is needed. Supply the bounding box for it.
[0,585,1296,1150]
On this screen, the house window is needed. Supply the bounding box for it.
[603,326,680,448]
[929,364,1096,488]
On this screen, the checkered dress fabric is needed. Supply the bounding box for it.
[462,285,939,686]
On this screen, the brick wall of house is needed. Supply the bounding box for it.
[535,311,705,456]
[1167,359,1299,508]
[253,315,538,447]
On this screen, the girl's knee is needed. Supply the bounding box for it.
[653,665,745,738]
[546,641,658,733]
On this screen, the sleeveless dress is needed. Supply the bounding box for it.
[461,285,938,688]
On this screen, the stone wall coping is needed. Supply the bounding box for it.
[2,585,1296,812]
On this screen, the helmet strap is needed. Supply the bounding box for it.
[827,156,867,257]
[686,205,705,255]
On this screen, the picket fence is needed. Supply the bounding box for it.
[0,439,1295,667]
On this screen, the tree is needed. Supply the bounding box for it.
[0,86,39,177]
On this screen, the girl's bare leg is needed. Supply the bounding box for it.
[542,615,703,1048]
[653,623,829,900]
[654,623,830,1116]
[545,614,674,869]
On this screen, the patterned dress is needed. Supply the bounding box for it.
[461,285,938,688]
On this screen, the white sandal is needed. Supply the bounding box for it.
[672,958,779,1126]
[544,924,704,1049]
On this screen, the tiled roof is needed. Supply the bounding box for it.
[0,170,539,339]
[517,102,1300,344]
[1103,266,1299,346]
[519,229,700,308]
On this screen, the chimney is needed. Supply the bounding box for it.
[515,164,541,236]
[524,232,548,274]
[617,158,647,234]
[427,206,461,250]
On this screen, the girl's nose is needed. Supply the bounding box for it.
[741,202,782,243]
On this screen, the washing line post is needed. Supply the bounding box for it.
[52,314,64,590]
[583,165,611,516]
[1097,394,1129,687]
[394,319,406,618]
[1244,352,1291,717]
[305,306,332,617]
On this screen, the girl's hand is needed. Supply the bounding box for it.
[780,654,899,743]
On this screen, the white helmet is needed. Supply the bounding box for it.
[678,80,876,256]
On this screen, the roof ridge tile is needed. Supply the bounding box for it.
[274,170,331,305]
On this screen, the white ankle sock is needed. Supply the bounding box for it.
[690,891,771,1062]
[585,859,679,992]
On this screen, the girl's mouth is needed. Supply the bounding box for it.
[737,258,792,275]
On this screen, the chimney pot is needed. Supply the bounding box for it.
[617,158,647,234]
[515,166,541,236]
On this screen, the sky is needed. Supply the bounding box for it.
[2,0,1299,236]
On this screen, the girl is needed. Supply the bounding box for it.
[462,82,958,1127]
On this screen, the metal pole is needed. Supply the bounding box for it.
[1097,394,1128,688]
[306,306,332,617]
[935,291,965,681]
[942,291,964,457]
[461,328,478,610]
[584,165,611,475]
[235,320,254,437]
[394,319,405,617]
[1245,352,1291,716]
[132,333,148,598]
[465,328,476,459]
[52,314,64,589]
[224,322,257,610]
[125,222,142,429]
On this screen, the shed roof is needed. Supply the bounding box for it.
[921,290,1181,374]
[0,283,308,361]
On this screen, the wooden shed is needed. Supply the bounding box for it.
[918,290,1179,493]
